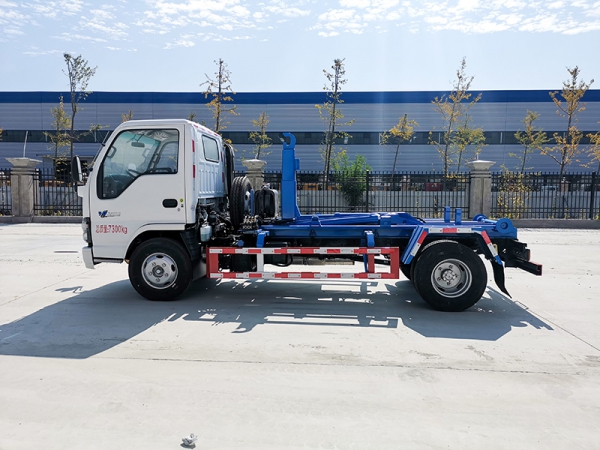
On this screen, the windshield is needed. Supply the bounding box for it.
[99,128,179,199]
[88,130,115,172]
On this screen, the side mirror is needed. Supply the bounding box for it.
[71,156,83,184]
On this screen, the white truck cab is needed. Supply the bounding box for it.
[77,119,235,299]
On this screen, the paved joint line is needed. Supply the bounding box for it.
[513,301,600,354]
[540,318,600,353]
[93,356,596,376]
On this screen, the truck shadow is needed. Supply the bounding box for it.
[0,278,552,359]
[176,278,552,339]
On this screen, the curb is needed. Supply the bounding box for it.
[511,219,600,229]
[0,216,82,224]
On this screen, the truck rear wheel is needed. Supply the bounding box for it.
[230,176,253,231]
[413,241,486,312]
[128,238,192,301]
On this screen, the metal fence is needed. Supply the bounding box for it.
[2,166,598,220]
[491,172,600,219]
[0,168,11,216]
[33,168,84,216]
[261,171,470,218]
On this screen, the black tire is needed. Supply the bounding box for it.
[410,239,456,291]
[230,176,253,231]
[128,238,192,301]
[224,143,235,195]
[413,241,487,312]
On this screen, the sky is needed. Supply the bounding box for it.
[1,0,599,93]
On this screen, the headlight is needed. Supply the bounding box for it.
[82,218,92,245]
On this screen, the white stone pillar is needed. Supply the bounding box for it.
[7,157,42,221]
[242,159,267,191]
[466,160,495,219]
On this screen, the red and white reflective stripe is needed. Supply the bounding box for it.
[409,229,429,257]
[206,246,400,280]
[479,230,502,264]
[208,247,394,256]
[210,272,387,280]
[428,227,474,234]
[191,140,196,178]
[480,230,493,246]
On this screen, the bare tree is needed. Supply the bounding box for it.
[201,59,237,134]
[248,111,272,160]
[315,58,354,181]
[512,111,548,173]
[121,110,134,123]
[587,124,600,172]
[44,96,71,168]
[429,57,482,175]
[380,114,418,177]
[63,53,97,159]
[454,115,486,172]
[540,66,594,180]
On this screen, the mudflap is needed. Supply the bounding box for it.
[492,261,511,298]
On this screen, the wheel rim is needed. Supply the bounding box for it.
[141,253,178,289]
[430,258,472,298]
[242,189,251,215]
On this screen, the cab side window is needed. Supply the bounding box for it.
[202,136,219,162]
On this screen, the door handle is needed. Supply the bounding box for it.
[162,199,178,208]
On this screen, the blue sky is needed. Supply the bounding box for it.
[1,0,599,93]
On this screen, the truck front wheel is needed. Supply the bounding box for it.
[128,238,192,301]
[413,241,486,312]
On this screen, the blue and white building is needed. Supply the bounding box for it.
[1,90,599,172]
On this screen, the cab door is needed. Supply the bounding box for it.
[89,125,187,259]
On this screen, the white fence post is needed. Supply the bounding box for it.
[7,157,42,222]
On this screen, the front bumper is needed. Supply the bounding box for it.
[82,247,95,269]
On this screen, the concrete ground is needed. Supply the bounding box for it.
[0,224,599,450]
